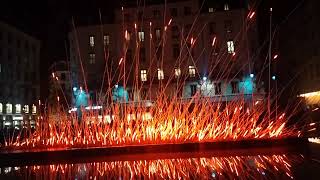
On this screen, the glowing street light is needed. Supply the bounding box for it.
[250,73,254,78]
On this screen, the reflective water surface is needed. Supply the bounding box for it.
[0,152,313,179]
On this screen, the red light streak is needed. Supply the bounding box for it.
[119,57,124,65]
[249,12,255,19]
[212,36,216,46]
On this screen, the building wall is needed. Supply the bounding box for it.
[0,21,40,128]
[69,0,262,104]
[278,0,320,105]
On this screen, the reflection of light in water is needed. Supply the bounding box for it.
[0,154,303,179]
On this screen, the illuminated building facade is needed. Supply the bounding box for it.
[68,0,263,106]
[0,21,40,129]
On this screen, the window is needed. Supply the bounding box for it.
[155,28,161,41]
[209,8,214,13]
[231,81,239,94]
[224,3,229,11]
[15,104,21,114]
[89,35,95,47]
[140,69,147,82]
[173,44,180,59]
[184,7,191,15]
[214,82,222,95]
[188,65,196,77]
[225,20,232,33]
[140,48,146,62]
[227,40,235,54]
[170,8,178,17]
[17,39,21,48]
[104,35,110,46]
[89,53,96,64]
[156,46,162,59]
[126,49,133,61]
[0,103,2,114]
[6,103,12,114]
[138,11,143,20]
[171,26,179,40]
[24,105,29,113]
[153,10,160,18]
[32,104,37,114]
[138,31,145,42]
[124,13,131,22]
[174,68,181,78]
[190,85,197,96]
[157,69,164,80]
[61,73,66,80]
[184,24,192,37]
[8,32,12,44]
[209,22,216,35]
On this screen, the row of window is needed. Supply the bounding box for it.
[0,32,37,53]
[140,66,196,81]
[189,81,239,96]
[87,39,234,64]
[0,103,36,114]
[88,19,234,47]
[125,3,230,22]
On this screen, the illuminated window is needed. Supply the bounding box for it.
[138,31,145,42]
[157,69,164,80]
[155,28,161,40]
[32,104,37,114]
[224,4,229,11]
[0,103,2,113]
[209,8,214,13]
[227,40,235,54]
[15,104,21,114]
[188,65,196,77]
[174,68,181,78]
[24,105,29,113]
[89,35,95,47]
[89,53,96,64]
[141,69,147,82]
[103,35,110,46]
[6,103,12,114]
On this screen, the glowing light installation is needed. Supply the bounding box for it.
[3,96,300,150]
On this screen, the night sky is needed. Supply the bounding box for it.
[0,0,303,99]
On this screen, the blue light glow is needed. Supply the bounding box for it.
[73,87,77,92]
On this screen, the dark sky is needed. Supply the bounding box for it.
[0,0,303,98]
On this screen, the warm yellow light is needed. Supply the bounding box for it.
[298,91,320,97]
